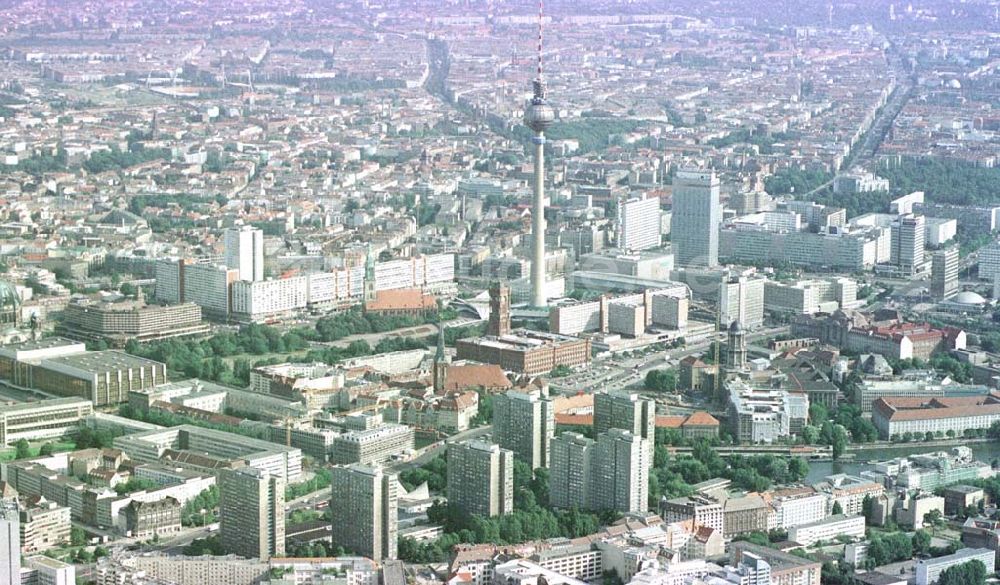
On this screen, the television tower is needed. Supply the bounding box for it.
[525,0,555,308]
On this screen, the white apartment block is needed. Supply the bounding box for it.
[125,554,268,585]
[223,226,264,282]
[925,217,957,247]
[764,277,858,315]
[891,214,925,275]
[549,287,690,336]
[891,191,925,214]
[231,276,309,321]
[374,254,454,292]
[787,514,865,547]
[719,276,765,329]
[617,196,662,252]
[154,260,237,318]
[183,263,237,318]
[306,270,361,305]
[770,489,828,530]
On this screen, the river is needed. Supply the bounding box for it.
[803,441,1000,484]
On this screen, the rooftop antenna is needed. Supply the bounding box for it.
[536,0,544,94]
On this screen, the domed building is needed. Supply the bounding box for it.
[938,290,989,314]
[0,279,32,344]
[0,280,20,327]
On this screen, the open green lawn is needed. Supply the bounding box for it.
[0,439,77,461]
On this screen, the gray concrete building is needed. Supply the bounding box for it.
[593,390,655,456]
[446,441,513,518]
[219,467,285,561]
[330,464,398,563]
[550,430,649,514]
[671,169,720,267]
[493,390,554,470]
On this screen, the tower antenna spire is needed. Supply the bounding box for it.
[537,0,543,79]
[534,0,546,99]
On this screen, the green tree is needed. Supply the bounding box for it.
[644,369,677,392]
[14,439,31,459]
[831,501,843,515]
[911,529,931,555]
[70,526,87,546]
[938,559,987,585]
[924,509,944,533]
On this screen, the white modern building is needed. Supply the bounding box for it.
[925,217,957,247]
[617,196,661,252]
[787,514,865,547]
[764,277,858,315]
[890,214,925,275]
[727,380,809,444]
[224,225,265,282]
[719,276,765,330]
[0,398,93,446]
[769,487,828,530]
[231,276,309,322]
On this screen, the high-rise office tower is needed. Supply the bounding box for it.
[488,282,511,337]
[672,169,721,267]
[219,467,285,561]
[0,499,18,585]
[549,432,595,510]
[931,247,959,300]
[224,225,265,282]
[617,196,662,252]
[493,389,554,469]
[446,441,514,517]
[524,2,556,307]
[550,430,649,514]
[593,390,656,453]
[591,429,650,514]
[719,275,765,330]
[891,214,925,275]
[331,464,398,563]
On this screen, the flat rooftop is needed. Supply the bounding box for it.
[44,350,164,373]
[0,396,91,414]
[0,337,85,360]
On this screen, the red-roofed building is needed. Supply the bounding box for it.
[872,392,1000,439]
[364,288,437,317]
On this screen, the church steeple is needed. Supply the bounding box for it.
[433,322,450,393]
[363,243,376,303]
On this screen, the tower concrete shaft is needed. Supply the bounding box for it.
[531,133,546,307]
